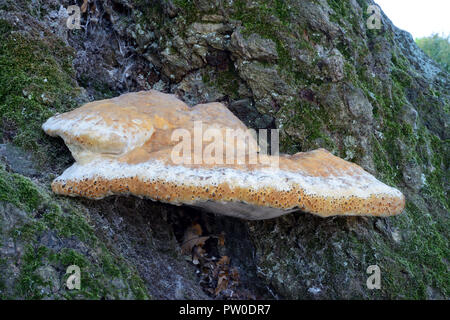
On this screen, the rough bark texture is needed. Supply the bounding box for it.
[0,0,448,299]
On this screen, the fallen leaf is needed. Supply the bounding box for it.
[217,255,230,266]
[193,223,202,235]
[181,223,210,254]
[230,267,240,286]
[81,0,88,13]
[215,273,229,296]
[90,2,96,14]
[217,233,225,246]
[192,246,206,265]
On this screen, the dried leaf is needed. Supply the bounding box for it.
[215,274,228,296]
[230,267,240,287]
[181,235,209,254]
[192,246,205,265]
[81,0,88,13]
[217,255,230,266]
[90,2,96,14]
[181,223,209,254]
[192,223,202,236]
[217,233,225,246]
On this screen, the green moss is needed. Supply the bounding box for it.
[372,201,450,299]
[0,13,152,301]
[0,165,149,299]
[227,2,448,298]
[202,63,240,99]
[420,132,449,207]
[173,0,198,24]
[230,1,305,82]
[0,257,7,298]
[243,0,448,299]
[15,245,50,299]
[0,19,78,163]
[367,52,448,211]
[100,253,122,278]
[78,74,116,100]
[346,27,449,298]
[327,0,352,24]
[0,19,12,34]
[277,99,336,154]
[391,55,413,87]
[274,0,290,24]
[0,165,45,212]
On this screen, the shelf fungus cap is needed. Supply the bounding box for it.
[42,90,405,220]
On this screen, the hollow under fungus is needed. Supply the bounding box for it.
[42,90,405,220]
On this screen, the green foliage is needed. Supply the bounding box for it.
[416,34,450,72]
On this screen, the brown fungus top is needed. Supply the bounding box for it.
[43,90,405,220]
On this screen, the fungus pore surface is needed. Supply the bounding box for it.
[42,90,405,219]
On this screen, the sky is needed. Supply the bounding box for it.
[375,0,449,38]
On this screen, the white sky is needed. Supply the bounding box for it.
[375,0,450,38]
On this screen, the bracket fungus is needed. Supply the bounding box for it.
[42,90,405,220]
